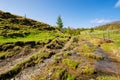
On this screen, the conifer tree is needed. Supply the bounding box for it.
[56,16,63,30]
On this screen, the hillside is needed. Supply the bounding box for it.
[0,10,59,43]
[95,21,120,30]
[0,11,120,80]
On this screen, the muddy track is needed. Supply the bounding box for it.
[85,40,120,76]
[0,48,42,74]
[0,39,55,77]
[14,37,73,80]
[0,46,41,69]
[14,53,55,80]
[1,37,120,80]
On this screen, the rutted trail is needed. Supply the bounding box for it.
[14,37,73,80]
[1,36,120,80]
[0,48,42,74]
[0,39,54,79]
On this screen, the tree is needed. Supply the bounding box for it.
[90,28,94,33]
[56,16,63,30]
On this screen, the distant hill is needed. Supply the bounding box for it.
[95,21,120,30]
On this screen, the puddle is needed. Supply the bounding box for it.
[71,52,80,57]
[71,52,89,63]
[86,41,109,59]
[95,60,120,75]
[94,47,120,75]
[94,48,109,58]
[86,42,94,47]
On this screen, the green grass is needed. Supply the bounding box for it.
[0,30,69,44]
[81,66,95,74]
[80,44,94,53]
[63,52,72,58]
[96,76,120,80]
[51,68,75,80]
[0,46,22,59]
[0,31,53,43]
[0,52,9,59]
[83,53,104,60]
[56,69,65,79]
[66,73,75,80]
[91,30,120,56]
[63,59,79,69]
[92,30,120,45]
[101,43,113,51]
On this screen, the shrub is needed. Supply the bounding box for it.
[72,37,79,43]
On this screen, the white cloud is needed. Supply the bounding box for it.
[90,18,111,24]
[115,0,120,8]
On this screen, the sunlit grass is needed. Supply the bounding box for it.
[91,30,120,56]
[81,65,95,74]
[62,59,79,69]
[96,76,120,80]
[0,30,69,44]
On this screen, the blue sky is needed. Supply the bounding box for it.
[0,0,120,28]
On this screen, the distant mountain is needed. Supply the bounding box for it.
[95,21,120,30]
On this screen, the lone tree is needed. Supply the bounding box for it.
[56,16,63,30]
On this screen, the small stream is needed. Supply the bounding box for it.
[86,41,120,75]
[71,52,80,57]
[95,48,120,75]
[95,60,120,75]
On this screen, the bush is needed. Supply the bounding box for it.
[72,37,79,43]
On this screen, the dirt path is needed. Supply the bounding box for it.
[0,48,43,75]
[14,37,73,80]
[2,37,120,80]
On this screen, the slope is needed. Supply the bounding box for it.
[95,21,120,30]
